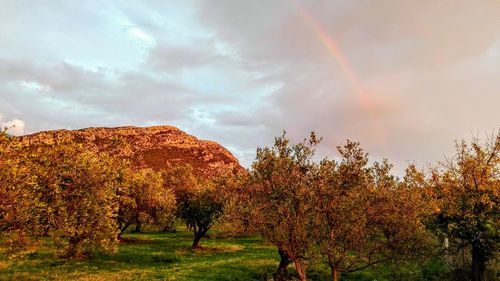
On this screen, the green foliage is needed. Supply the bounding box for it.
[1,127,497,280]
[315,143,435,280]
[235,133,436,281]
[427,133,500,281]
[165,165,226,249]
[178,183,225,248]
[239,132,321,280]
[0,141,122,258]
[117,168,176,235]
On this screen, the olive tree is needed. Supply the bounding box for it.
[0,140,123,258]
[117,168,176,236]
[164,165,227,249]
[240,132,320,281]
[315,142,435,281]
[428,133,499,281]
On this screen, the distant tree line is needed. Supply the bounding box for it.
[0,128,498,281]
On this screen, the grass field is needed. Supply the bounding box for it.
[0,225,447,281]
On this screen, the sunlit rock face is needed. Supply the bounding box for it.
[19,126,242,177]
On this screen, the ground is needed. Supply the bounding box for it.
[0,225,446,281]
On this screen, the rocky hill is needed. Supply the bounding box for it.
[18,126,242,176]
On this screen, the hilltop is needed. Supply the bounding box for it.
[18,125,242,176]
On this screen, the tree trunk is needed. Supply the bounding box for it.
[133,223,141,233]
[64,237,83,259]
[192,225,209,249]
[192,234,202,249]
[328,257,341,281]
[330,266,339,281]
[118,222,131,238]
[162,224,176,233]
[471,242,486,281]
[294,260,307,281]
[276,249,291,281]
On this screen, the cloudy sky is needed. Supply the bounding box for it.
[1,0,499,172]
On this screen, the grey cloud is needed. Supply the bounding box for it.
[0,58,110,93]
[0,58,201,133]
[198,0,500,171]
[148,42,222,72]
[1,0,499,172]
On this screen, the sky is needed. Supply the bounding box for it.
[1,0,499,173]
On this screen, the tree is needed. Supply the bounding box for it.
[0,140,122,259]
[166,165,226,249]
[240,132,320,281]
[117,168,176,237]
[162,164,199,233]
[238,134,435,281]
[314,141,372,281]
[177,179,225,249]
[428,133,499,281]
[0,129,40,257]
[315,142,434,281]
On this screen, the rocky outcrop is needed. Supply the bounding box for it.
[18,126,242,176]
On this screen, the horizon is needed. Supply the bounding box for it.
[1,0,499,173]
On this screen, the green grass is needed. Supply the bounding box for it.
[0,225,278,281]
[0,225,448,281]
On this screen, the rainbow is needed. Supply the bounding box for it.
[297,5,376,110]
[296,5,389,145]
[297,8,362,92]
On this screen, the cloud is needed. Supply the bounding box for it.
[0,116,26,136]
[0,0,499,172]
[195,0,500,171]
[148,41,222,72]
[0,58,203,132]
